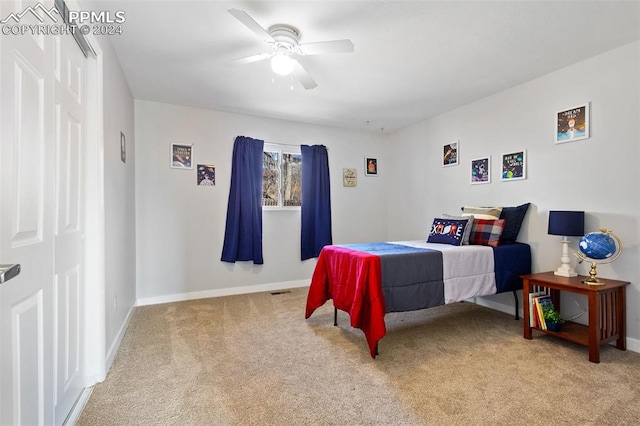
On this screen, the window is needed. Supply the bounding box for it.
[263,144,302,208]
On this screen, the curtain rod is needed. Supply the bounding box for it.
[265,141,328,150]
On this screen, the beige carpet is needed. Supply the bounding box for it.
[77,287,640,425]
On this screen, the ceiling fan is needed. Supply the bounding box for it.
[228,8,354,90]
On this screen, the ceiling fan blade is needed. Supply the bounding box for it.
[292,62,317,90]
[228,9,275,43]
[229,53,272,65]
[298,39,354,55]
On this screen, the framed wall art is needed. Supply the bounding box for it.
[171,143,193,169]
[470,156,491,185]
[443,141,459,167]
[555,103,589,144]
[365,157,378,176]
[501,150,526,181]
[196,164,215,186]
[343,168,357,187]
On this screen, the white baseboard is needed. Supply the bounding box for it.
[63,386,93,426]
[135,279,310,307]
[626,336,640,353]
[471,296,640,355]
[105,303,135,373]
[469,295,521,318]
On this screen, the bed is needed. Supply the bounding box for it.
[304,240,532,358]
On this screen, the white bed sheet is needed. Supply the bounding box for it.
[391,240,496,304]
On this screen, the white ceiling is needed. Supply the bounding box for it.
[91,0,640,133]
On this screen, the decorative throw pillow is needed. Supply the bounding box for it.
[461,205,503,220]
[499,203,531,243]
[427,218,469,246]
[442,213,474,245]
[469,219,506,247]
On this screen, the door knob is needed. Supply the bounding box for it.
[0,264,21,284]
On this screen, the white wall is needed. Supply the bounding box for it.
[97,37,136,360]
[387,41,640,347]
[134,100,388,303]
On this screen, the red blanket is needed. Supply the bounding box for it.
[305,246,386,358]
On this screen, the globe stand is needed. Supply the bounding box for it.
[582,262,605,285]
[575,229,622,286]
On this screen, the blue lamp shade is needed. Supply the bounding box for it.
[548,211,585,236]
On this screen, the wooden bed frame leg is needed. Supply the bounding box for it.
[513,290,519,320]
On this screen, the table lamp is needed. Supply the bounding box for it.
[548,210,585,277]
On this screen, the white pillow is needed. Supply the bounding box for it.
[442,213,473,245]
[461,205,503,220]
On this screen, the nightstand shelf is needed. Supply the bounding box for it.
[531,321,589,346]
[522,272,630,363]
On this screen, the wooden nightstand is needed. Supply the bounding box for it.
[522,272,630,363]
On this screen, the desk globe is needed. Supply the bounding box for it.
[575,229,622,285]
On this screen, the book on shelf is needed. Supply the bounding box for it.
[533,294,547,329]
[528,291,545,327]
[534,295,555,331]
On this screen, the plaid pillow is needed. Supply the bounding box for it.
[469,219,506,247]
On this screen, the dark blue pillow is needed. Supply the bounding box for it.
[499,203,530,243]
[427,218,469,246]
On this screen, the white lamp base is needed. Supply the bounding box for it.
[554,236,578,277]
[554,264,578,277]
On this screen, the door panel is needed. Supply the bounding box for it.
[53,28,86,426]
[0,2,54,422]
[12,52,45,247]
[12,290,45,426]
[0,1,87,425]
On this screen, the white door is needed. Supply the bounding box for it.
[52,25,86,426]
[0,1,86,424]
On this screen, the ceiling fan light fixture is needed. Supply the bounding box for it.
[271,52,295,76]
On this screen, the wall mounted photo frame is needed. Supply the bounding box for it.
[171,143,193,169]
[343,168,357,186]
[443,141,459,167]
[470,156,491,185]
[365,157,378,176]
[120,131,126,163]
[196,164,215,186]
[555,102,590,144]
[501,150,526,181]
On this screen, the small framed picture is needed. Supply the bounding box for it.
[443,141,459,167]
[555,103,589,144]
[171,143,193,169]
[365,157,378,176]
[470,156,491,185]
[343,168,357,187]
[501,150,526,182]
[120,132,126,163]
[197,164,215,186]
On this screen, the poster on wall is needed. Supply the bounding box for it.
[555,103,590,144]
[470,156,490,184]
[365,157,378,176]
[171,143,193,169]
[197,164,215,186]
[343,168,357,186]
[443,141,459,167]
[501,150,526,181]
